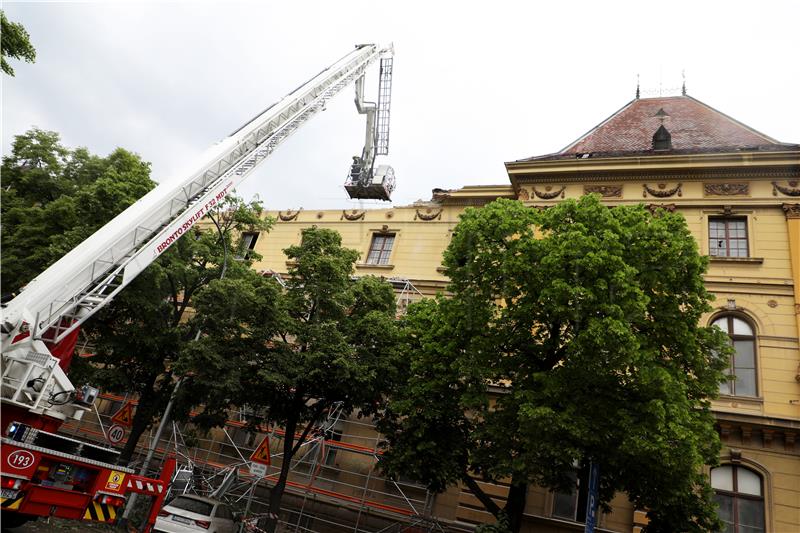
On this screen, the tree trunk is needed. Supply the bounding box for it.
[118,414,149,465]
[461,474,502,518]
[504,477,528,533]
[118,392,156,465]
[264,413,297,533]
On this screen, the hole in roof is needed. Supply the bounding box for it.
[652,125,672,150]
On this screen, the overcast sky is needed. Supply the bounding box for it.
[3,1,799,210]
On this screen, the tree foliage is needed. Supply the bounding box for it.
[2,128,154,296]
[380,196,731,533]
[179,227,402,533]
[71,196,271,462]
[1,10,36,76]
[1,127,271,463]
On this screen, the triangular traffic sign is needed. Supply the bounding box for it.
[250,436,271,466]
[110,402,135,427]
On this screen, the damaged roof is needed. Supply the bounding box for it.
[518,95,798,161]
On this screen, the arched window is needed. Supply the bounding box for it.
[712,315,757,397]
[711,465,765,532]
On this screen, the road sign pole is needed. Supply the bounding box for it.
[120,377,183,525]
[239,477,259,533]
[584,462,600,533]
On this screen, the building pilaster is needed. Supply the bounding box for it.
[783,203,800,380]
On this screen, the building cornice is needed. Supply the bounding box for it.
[505,150,800,184]
[435,185,516,206]
[715,411,800,431]
[511,168,800,185]
[523,199,800,211]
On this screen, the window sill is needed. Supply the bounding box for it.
[356,263,395,270]
[709,257,764,264]
[714,395,763,407]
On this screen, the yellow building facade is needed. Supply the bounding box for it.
[238,95,800,532]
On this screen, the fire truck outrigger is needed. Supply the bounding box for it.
[1,43,395,530]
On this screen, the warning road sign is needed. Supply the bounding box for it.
[250,436,271,466]
[111,402,134,427]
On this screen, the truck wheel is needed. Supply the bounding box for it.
[1,512,35,529]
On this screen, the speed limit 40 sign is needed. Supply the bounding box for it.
[107,424,126,444]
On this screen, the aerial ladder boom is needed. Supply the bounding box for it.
[1,44,394,424]
[345,55,394,201]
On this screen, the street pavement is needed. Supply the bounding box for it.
[2,517,121,532]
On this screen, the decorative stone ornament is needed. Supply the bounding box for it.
[642,183,682,198]
[704,183,749,196]
[782,203,800,219]
[532,185,566,200]
[341,209,366,221]
[773,181,800,196]
[414,208,443,221]
[646,203,677,215]
[584,185,622,198]
[278,209,301,221]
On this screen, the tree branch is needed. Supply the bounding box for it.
[291,402,326,456]
[167,275,180,318]
[461,474,502,518]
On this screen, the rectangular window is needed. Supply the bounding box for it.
[168,496,214,516]
[236,232,259,260]
[552,474,579,520]
[366,233,395,265]
[709,218,748,258]
[552,465,589,522]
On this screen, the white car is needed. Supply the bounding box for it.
[154,494,238,533]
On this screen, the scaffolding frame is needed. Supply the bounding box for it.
[64,394,438,533]
[60,277,437,533]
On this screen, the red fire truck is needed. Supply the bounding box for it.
[1,43,394,530]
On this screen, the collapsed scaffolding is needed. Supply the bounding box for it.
[64,395,440,533]
[61,278,443,533]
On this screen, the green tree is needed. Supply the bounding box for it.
[1,127,271,464]
[2,128,154,296]
[72,196,271,463]
[380,196,731,533]
[1,10,36,76]
[180,227,401,533]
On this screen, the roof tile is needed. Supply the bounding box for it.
[520,96,797,161]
